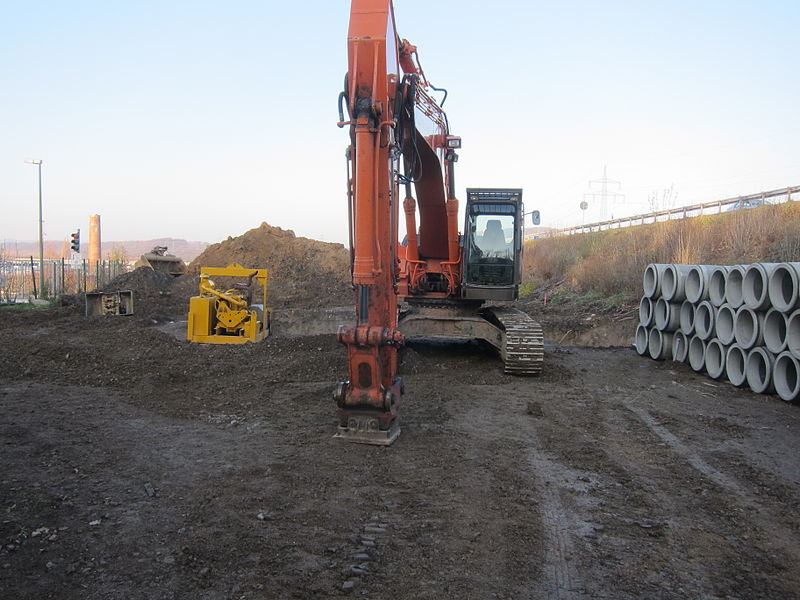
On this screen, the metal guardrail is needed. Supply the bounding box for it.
[527,185,800,239]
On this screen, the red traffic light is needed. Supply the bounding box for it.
[70,230,80,253]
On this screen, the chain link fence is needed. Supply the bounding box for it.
[0,257,129,303]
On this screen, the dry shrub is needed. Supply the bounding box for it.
[524,201,800,301]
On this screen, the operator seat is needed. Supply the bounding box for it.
[481,219,507,251]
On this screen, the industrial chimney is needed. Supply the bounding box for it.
[88,214,101,265]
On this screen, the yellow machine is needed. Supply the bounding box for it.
[187,263,270,344]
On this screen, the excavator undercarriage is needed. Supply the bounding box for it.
[398,302,544,375]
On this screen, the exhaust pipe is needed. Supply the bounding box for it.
[773,351,800,402]
[643,263,669,299]
[745,347,775,394]
[694,301,716,341]
[763,308,788,354]
[743,263,780,311]
[679,300,696,335]
[725,344,748,387]
[688,335,707,372]
[714,304,736,345]
[768,262,800,314]
[685,265,716,304]
[635,324,649,356]
[662,264,693,302]
[654,297,681,331]
[648,329,673,361]
[708,266,730,307]
[734,306,764,350]
[704,338,728,380]
[672,330,689,363]
[639,296,654,327]
[725,266,746,308]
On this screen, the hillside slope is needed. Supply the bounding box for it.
[524,201,800,301]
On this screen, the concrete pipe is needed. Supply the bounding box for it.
[643,264,669,299]
[725,344,748,387]
[635,324,649,356]
[714,304,736,345]
[734,306,765,350]
[708,266,730,307]
[743,263,780,311]
[662,264,694,302]
[679,300,696,336]
[694,301,716,341]
[639,296,654,327]
[672,331,689,363]
[688,335,707,372]
[763,308,788,354]
[724,266,746,308]
[745,347,775,394]
[648,329,674,361]
[768,262,800,314]
[654,297,681,331]
[773,351,800,402]
[685,265,717,304]
[704,338,728,380]
[786,309,800,359]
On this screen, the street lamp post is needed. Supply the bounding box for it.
[24,158,44,298]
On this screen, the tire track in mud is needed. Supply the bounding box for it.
[526,446,587,599]
[624,403,747,496]
[452,389,590,600]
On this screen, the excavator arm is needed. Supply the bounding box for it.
[334,0,461,444]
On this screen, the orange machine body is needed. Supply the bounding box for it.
[335,0,462,442]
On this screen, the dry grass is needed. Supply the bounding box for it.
[524,202,800,302]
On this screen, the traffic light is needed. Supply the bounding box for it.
[70,230,80,253]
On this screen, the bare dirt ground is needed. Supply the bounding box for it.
[2,293,800,599]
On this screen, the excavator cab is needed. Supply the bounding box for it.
[461,188,524,301]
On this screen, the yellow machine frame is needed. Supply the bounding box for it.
[187,263,270,344]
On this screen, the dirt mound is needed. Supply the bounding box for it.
[99,268,198,319]
[189,223,351,308]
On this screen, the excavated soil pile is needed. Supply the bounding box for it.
[95,222,351,319]
[189,222,351,309]
[98,268,199,319]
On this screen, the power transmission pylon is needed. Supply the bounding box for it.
[583,166,625,221]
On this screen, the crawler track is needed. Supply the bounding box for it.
[484,306,544,375]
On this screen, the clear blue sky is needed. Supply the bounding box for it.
[2,0,798,247]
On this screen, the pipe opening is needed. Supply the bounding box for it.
[672,331,688,362]
[726,268,744,307]
[735,309,757,347]
[635,325,648,356]
[662,268,676,299]
[705,340,725,379]
[764,309,787,353]
[709,269,727,306]
[788,311,800,358]
[716,306,735,344]
[774,354,799,401]
[726,345,747,387]
[686,269,702,302]
[643,265,659,298]
[688,336,706,372]
[639,297,652,327]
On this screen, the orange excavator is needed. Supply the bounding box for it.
[335,0,543,445]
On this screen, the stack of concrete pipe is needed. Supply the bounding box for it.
[635,262,800,402]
